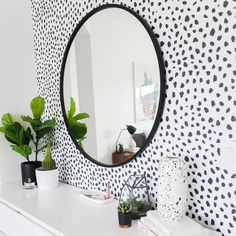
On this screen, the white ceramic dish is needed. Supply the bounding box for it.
[79,189,114,204]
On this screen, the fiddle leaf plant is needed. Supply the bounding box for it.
[0,113,32,161]
[67,97,89,147]
[0,96,56,162]
[21,96,56,162]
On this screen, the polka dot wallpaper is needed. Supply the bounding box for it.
[31,0,236,235]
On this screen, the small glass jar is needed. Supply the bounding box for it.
[24,178,35,190]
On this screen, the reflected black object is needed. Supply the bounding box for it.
[115,125,136,153]
[126,125,136,135]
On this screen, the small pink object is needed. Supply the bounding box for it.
[104,182,111,199]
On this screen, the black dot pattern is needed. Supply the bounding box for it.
[31,0,236,235]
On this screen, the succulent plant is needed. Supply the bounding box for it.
[42,144,56,170]
[118,201,132,214]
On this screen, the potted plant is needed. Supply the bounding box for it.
[66,97,89,148]
[117,201,132,228]
[127,197,151,219]
[0,96,56,185]
[36,143,58,190]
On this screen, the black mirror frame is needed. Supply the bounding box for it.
[60,4,166,168]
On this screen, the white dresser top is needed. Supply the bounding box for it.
[0,181,144,236]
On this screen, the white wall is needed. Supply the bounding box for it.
[0,0,37,184]
[64,29,98,158]
[75,32,98,158]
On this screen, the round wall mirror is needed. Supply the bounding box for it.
[60,4,166,167]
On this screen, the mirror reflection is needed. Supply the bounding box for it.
[63,7,161,165]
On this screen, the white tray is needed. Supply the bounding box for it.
[79,189,114,204]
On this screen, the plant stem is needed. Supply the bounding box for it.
[35,132,39,162]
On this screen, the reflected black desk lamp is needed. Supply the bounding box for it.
[115,125,136,153]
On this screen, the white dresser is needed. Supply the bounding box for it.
[0,182,143,236]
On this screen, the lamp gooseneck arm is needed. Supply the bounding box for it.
[115,128,127,153]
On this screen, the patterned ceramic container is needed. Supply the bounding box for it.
[157,156,188,222]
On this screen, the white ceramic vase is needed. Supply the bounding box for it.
[36,168,59,190]
[157,156,188,222]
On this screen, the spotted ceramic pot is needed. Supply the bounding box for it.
[157,156,188,222]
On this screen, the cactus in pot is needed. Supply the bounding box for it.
[42,144,56,171]
[36,144,58,190]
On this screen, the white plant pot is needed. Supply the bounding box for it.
[36,168,59,190]
[157,156,188,222]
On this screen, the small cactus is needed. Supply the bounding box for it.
[42,144,56,170]
[118,201,132,214]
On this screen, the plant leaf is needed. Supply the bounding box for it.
[11,145,32,158]
[37,119,56,139]
[21,116,42,132]
[25,127,34,141]
[4,122,22,145]
[0,126,5,133]
[66,97,89,146]
[19,127,30,145]
[2,113,14,128]
[73,113,90,120]
[67,97,76,119]
[37,128,53,139]
[68,120,87,140]
[37,119,56,131]
[30,96,45,119]
[37,144,48,152]
[21,115,33,123]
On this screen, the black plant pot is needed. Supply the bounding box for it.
[118,212,132,228]
[21,161,42,185]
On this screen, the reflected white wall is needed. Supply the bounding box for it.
[88,9,158,163]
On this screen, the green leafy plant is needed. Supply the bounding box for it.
[118,201,132,214]
[0,96,56,162]
[117,143,124,153]
[0,113,32,161]
[41,144,56,170]
[127,197,150,212]
[66,97,89,147]
[21,96,56,162]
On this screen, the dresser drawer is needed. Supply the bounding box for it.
[0,202,35,236]
[0,202,55,236]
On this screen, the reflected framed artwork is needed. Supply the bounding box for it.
[133,63,160,123]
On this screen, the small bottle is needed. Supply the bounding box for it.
[104,182,111,199]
